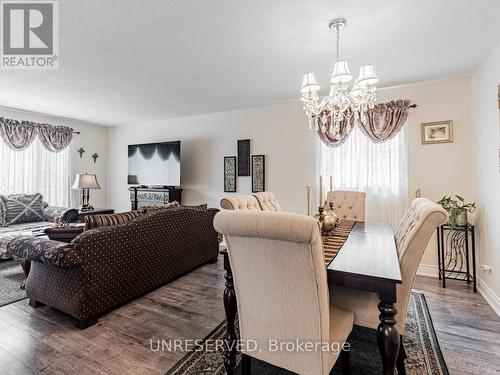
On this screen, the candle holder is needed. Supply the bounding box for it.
[318,205,325,223]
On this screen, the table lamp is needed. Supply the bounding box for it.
[71,173,101,211]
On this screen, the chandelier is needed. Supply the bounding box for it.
[300,17,379,139]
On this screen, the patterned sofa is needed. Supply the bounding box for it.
[0,202,70,260]
[7,207,220,328]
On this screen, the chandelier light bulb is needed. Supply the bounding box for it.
[301,72,320,94]
[330,60,353,84]
[357,65,379,87]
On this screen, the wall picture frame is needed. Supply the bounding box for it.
[224,156,237,192]
[237,139,250,176]
[251,154,265,193]
[421,121,453,144]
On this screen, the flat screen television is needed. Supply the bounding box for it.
[127,141,181,187]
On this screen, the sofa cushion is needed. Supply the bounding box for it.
[84,211,140,230]
[0,193,44,226]
[139,201,180,214]
[181,203,208,211]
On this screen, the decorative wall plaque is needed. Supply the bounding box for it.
[224,156,237,192]
[237,139,250,176]
[252,155,265,193]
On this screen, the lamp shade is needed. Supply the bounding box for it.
[301,72,320,94]
[357,65,379,86]
[72,173,101,190]
[330,60,353,84]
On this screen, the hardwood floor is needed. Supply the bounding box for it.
[413,277,500,375]
[0,256,498,374]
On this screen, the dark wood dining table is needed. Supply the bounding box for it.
[221,221,402,375]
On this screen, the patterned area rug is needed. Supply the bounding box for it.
[0,260,26,307]
[167,291,448,375]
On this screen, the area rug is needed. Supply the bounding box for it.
[167,291,448,375]
[0,260,26,307]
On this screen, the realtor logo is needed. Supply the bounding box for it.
[1,1,58,69]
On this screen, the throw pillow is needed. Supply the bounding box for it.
[139,201,180,214]
[180,204,208,211]
[0,193,44,226]
[85,211,141,230]
[0,197,6,227]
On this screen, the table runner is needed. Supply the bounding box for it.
[323,219,356,265]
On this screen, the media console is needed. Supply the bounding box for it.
[128,187,182,210]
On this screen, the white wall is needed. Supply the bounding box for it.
[471,42,500,313]
[107,77,474,274]
[0,107,108,208]
[377,77,474,272]
[107,102,317,213]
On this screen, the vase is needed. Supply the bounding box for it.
[455,209,468,226]
[448,208,468,226]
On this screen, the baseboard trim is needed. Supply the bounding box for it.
[478,277,500,318]
[417,264,439,278]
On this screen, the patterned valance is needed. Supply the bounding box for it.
[0,117,73,152]
[318,99,411,147]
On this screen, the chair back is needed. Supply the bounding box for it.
[327,190,366,221]
[394,197,448,332]
[220,195,261,210]
[214,210,329,375]
[253,191,281,211]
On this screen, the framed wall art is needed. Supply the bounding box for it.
[251,154,265,193]
[421,121,453,144]
[237,139,250,176]
[224,156,237,192]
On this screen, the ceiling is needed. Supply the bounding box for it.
[1,0,500,126]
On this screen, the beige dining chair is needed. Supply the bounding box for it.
[220,195,261,210]
[327,191,366,221]
[214,210,354,375]
[330,197,447,373]
[252,191,282,211]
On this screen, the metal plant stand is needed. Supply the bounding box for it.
[436,224,477,293]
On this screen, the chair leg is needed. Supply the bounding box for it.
[74,316,98,329]
[396,334,407,375]
[28,299,44,308]
[241,353,251,375]
[336,346,350,375]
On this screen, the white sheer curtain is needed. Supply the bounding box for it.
[0,139,70,206]
[320,126,409,229]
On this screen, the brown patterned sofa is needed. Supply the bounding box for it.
[7,207,219,328]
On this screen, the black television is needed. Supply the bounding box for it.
[127,141,181,187]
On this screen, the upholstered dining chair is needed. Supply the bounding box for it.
[330,198,448,373]
[220,195,261,210]
[326,191,366,221]
[214,210,354,375]
[252,191,281,211]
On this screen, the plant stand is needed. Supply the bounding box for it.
[436,224,477,293]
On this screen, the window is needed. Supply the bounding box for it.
[320,126,408,229]
[0,139,70,206]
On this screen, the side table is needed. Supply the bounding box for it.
[77,208,115,222]
[436,224,477,293]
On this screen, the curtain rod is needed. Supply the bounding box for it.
[73,131,80,134]
[408,104,417,108]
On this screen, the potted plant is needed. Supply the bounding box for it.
[437,195,476,226]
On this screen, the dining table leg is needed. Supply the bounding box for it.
[377,287,400,375]
[222,250,237,374]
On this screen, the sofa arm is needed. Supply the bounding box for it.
[6,236,82,268]
[43,206,78,223]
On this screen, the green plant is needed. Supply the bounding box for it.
[437,195,476,213]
